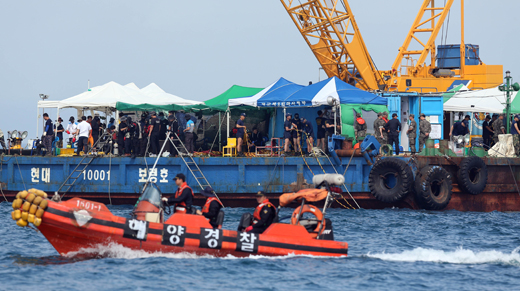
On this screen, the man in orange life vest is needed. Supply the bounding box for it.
[245,191,276,234]
[162,173,194,214]
[196,186,223,228]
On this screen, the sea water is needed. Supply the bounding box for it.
[1,202,519,290]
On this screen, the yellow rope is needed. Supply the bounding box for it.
[298,130,354,209]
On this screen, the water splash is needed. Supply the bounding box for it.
[65,242,215,260]
[64,242,344,260]
[365,246,520,265]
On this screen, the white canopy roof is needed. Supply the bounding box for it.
[38,81,149,110]
[444,86,519,113]
[37,81,202,110]
[140,83,202,106]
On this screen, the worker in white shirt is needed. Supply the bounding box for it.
[75,116,92,155]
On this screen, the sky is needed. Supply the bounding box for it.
[0,0,518,141]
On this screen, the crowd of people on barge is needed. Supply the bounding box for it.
[5,108,520,157]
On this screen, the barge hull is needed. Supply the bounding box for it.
[1,155,519,212]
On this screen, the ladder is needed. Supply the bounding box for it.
[55,131,111,199]
[168,133,212,192]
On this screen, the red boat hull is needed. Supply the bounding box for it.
[38,198,348,258]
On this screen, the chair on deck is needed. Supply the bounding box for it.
[223,138,237,157]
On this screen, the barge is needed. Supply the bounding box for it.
[1,136,519,212]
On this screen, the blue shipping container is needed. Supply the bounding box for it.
[437,44,480,69]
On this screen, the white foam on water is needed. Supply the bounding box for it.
[366,246,520,265]
[65,242,345,261]
[65,242,215,260]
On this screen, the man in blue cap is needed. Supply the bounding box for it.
[236,113,247,157]
[196,186,223,228]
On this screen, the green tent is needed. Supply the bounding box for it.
[199,85,263,112]
[442,84,466,103]
[116,85,263,113]
[340,104,388,139]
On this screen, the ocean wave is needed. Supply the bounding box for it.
[365,247,520,265]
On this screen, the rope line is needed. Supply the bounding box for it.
[14,155,26,191]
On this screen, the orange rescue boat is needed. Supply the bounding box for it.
[11,175,349,258]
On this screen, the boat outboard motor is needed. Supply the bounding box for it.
[237,213,252,232]
[132,183,164,223]
[321,218,334,241]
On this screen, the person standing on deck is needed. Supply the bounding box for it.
[284,113,295,154]
[316,110,327,152]
[374,113,386,145]
[138,113,149,157]
[118,116,129,156]
[354,113,367,141]
[236,113,246,157]
[385,113,401,155]
[302,117,314,155]
[166,114,179,157]
[407,114,417,154]
[75,116,92,155]
[91,115,101,147]
[511,115,520,156]
[418,113,431,153]
[66,116,78,148]
[482,115,493,148]
[292,113,302,153]
[149,111,161,156]
[492,114,505,144]
[0,129,6,152]
[54,117,65,148]
[184,114,195,155]
[42,113,54,156]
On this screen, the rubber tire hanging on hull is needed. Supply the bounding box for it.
[415,166,453,210]
[457,156,488,195]
[368,158,414,203]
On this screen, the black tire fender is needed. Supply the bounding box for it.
[415,166,453,210]
[457,156,488,195]
[368,158,414,203]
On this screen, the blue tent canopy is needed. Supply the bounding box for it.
[228,77,304,107]
[281,77,387,107]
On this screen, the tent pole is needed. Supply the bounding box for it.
[219,112,222,151]
[56,108,60,137]
[36,103,39,138]
[334,107,337,135]
[226,109,230,140]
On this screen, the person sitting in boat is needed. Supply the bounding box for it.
[161,173,194,214]
[245,191,276,234]
[196,186,223,228]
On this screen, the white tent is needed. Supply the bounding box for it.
[124,82,140,90]
[444,86,519,113]
[38,81,149,110]
[140,83,203,106]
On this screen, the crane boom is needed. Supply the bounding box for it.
[280,0,383,90]
[392,0,454,76]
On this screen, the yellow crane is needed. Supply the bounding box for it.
[281,0,503,92]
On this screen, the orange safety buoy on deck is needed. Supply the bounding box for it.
[290,204,325,234]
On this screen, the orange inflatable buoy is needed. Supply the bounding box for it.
[291,204,325,234]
